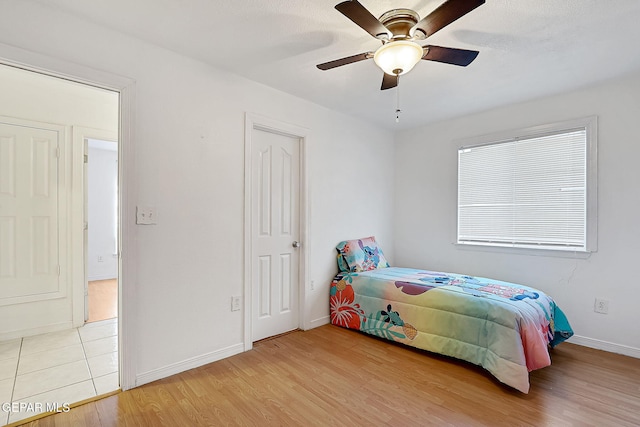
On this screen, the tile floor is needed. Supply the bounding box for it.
[0,318,119,425]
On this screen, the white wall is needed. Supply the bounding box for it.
[87,143,118,281]
[0,1,395,383]
[395,72,640,356]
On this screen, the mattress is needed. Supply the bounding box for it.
[329,267,573,393]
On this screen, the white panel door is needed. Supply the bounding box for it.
[0,121,60,303]
[251,128,300,342]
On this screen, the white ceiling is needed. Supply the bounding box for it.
[36,0,640,130]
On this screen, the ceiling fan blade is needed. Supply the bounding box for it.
[422,45,479,66]
[412,0,485,39]
[317,52,373,70]
[335,0,391,40]
[381,73,398,90]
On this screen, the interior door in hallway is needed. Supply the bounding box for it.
[0,118,63,323]
[251,128,300,342]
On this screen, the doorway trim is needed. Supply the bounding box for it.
[243,113,310,351]
[0,42,138,391]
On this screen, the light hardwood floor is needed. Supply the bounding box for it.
[16,325,640,426]
[87,279,118,323]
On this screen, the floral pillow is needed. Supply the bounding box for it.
[337,253,350,272]
[335,236,390,272]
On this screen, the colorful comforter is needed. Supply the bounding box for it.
[329,267,573,393]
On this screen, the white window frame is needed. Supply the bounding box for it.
[456,116,598,253]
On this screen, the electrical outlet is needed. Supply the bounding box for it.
[594,298,609,314]
[136,205,157,225]
[310,280,315,291]
[231,296,241,312]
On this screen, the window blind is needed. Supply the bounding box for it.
[457,129,587,250]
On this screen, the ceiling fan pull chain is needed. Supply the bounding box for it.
[395,75,401,123]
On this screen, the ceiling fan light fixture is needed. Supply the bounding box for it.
[373,40,423,76]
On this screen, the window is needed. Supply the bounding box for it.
[457,117,597,252]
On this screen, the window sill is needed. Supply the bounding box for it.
[453,242,593,259]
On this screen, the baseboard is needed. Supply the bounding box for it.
[305,315,330,330]
[135,343,244,387]
[0,321,73,341]
[569,335,640,359]
[87,274,118,282]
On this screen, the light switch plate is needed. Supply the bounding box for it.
[136,206,157,225]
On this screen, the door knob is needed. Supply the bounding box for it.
[292,241,301,248]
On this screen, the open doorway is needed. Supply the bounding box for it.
[86,138,119,324]
[0,63,120,425]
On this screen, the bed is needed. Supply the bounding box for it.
[329,236,574,393]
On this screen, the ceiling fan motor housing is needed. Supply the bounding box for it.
[379,9,420,40]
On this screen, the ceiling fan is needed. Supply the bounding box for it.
[317,0,485,90]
